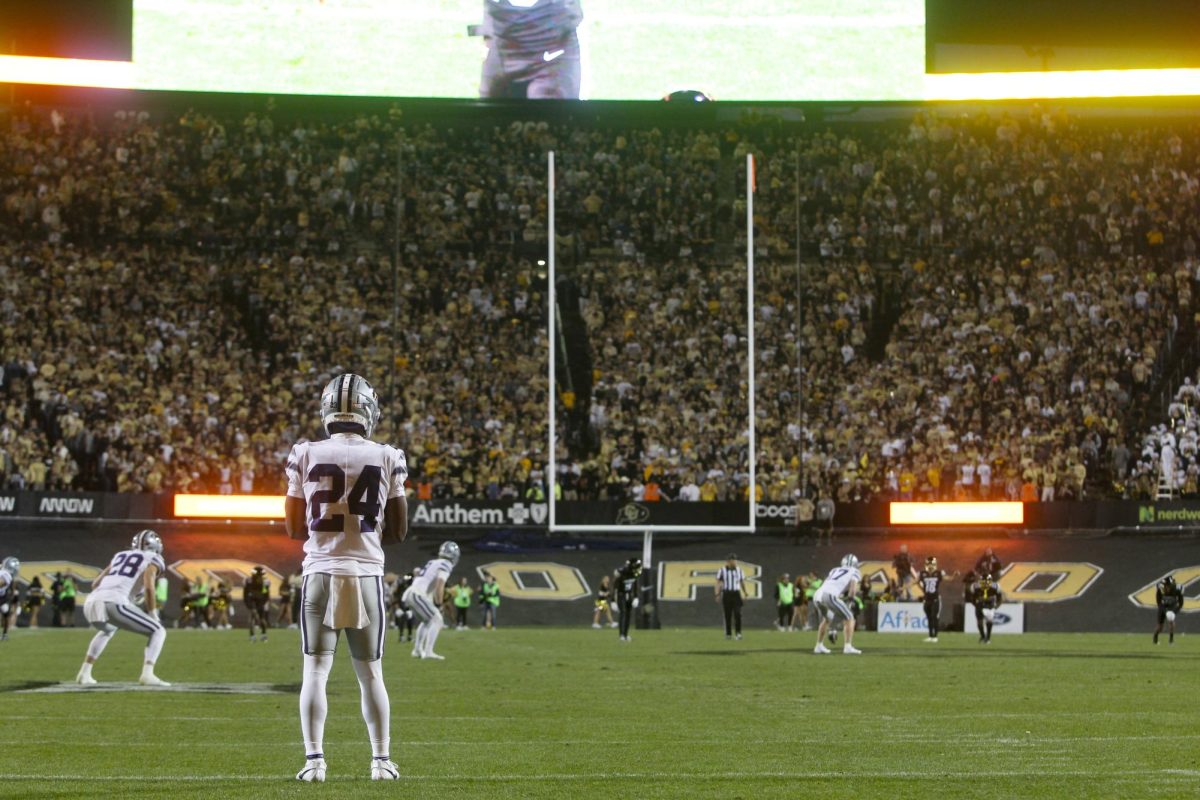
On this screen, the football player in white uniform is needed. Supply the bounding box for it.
[812,555,863,655]
[403,542,459,660]
[0,556,19,641]
[76,530,170,685]
[285,374,408,783]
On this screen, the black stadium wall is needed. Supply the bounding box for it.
[0,520,1196,633]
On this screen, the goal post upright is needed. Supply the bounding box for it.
[746,152,757,530]
[548,150,557,531]
[545,151,757,538]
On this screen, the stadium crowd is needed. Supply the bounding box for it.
[0,103,1197,502]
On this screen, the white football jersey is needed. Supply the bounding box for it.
[286,433,408,577]
[411,558,454,597]
[91,549,166,603]
[819,565,861,598]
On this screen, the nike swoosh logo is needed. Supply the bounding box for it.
[543,49,565,62]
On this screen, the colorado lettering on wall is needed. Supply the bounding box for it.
[13,561,104,596]
[476,562,590,600]
[1127,566,1200,611]
[168,559,285,602]
[997,562,1104,603]
[657,561,763,601]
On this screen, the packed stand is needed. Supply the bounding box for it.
[1,104,1198,503]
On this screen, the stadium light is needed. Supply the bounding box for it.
[890,502,1024,526]
[174,494,285,519]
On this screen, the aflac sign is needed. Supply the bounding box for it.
[876,602,929,633]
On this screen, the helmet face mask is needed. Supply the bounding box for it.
[321,373,380,438]
[131,530,163,555]
[438,541,461,566]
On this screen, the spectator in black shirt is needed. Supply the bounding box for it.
[892,544,915,600]
[975,547,1003,582]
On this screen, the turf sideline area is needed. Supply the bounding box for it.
[0,627,1195,798]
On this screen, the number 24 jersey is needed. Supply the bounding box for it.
[286,433,408,578]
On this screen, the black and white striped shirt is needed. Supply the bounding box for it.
[716,565,745,593]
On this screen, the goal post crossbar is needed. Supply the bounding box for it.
[549,525,756,534]
[546,151,758,535]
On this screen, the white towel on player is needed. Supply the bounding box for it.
[323,576,370,630]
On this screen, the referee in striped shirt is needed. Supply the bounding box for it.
[715,554,745,640]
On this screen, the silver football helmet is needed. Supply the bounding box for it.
[320,373,380,437]
[438,541,461,566]
[131,530,163,554]
[2,556,18,575]
[841,554,859,569]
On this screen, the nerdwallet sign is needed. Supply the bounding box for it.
[1136,503,1200,527]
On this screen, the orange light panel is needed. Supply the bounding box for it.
[174,494,285,519]
[924,68,1200,100]
[0,55,135,89]
[890,502,1023,526]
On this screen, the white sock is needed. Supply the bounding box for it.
[413,622,427,652]
[78,661,94,678]
[351,658,390,758]
[299,653,333,756]
[85,629,114,662]
[423,617,444,656]
[144,627,166,665]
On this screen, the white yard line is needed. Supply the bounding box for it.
[4,769,1199,782]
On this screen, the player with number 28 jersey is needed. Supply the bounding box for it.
[76,530,171,687]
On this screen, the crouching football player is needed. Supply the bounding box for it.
[76,530,170,686]
[1154,576,1185,645]
[973,574,1003,644]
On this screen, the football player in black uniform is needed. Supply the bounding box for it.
[614,558,642,642]
[917,557,959,643]
[973,574,1003,644]
[1154,576,1185,645]
[393,572,415,643]
[479,0,583,99]
[243,566,272,642]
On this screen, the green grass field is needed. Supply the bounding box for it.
[131,0,925,100]
[2,628,1197,798]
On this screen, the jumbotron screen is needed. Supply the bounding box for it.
[3,0,1200,100]
[4,0,927,100]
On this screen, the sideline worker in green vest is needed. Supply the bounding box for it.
[193,579,211,629]
[480,573,500,629]
[155,574,168,623]
[60,576,77,627]
[451,577,473,630]
[775,573,795,631]
[804,575,822,630]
